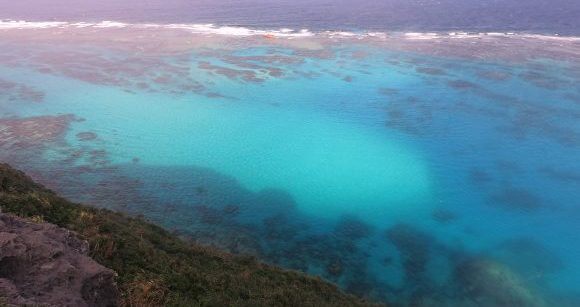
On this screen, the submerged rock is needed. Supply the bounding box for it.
[495,237,564,278]
[431,208,458,224]
[0,213,119,306]
[76,132,98,141]
[454,258,546,307]
[386,223,431,285]
[334,215,374,240]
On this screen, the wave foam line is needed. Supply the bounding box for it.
[0,20,314,38]
[1,20,579,41]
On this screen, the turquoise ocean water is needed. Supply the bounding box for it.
[1,26,579,304]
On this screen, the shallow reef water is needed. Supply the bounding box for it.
[1,25,579,305]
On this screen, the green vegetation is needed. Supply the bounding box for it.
[0,163,380,306]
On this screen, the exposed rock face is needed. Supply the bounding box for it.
[0,213,119,306]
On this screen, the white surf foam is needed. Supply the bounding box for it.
[1,20,578,41]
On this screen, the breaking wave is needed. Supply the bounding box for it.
[1,19,578,41]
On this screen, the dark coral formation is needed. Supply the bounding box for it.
[76,132,98,141]
[0,78,45,103]
[476,70,512,81]
[539,166,580,184]
[453,258,546,307]
[469,168,492,184]
[519,70,568,90]
[386,224,431,288]
[198,61,265,83]
[379,56,580,152]
[0,115,77,151]
[489,187,545,211]
[494,237,564,279]
[385,96,434,136]
[1,47,217,98]
[448,79,478,89]
[381,223,556,306]
[416,67,447,76]
[431,208,457,224]
[0,213,119,306]
[334,215,374,240]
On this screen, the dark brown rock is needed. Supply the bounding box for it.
[0,213,119,306]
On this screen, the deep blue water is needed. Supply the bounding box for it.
[1,0,579,34]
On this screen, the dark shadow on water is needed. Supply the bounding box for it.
[385,223,432,292]
[493,237,564,279]
[539,166,580,184]
[488,186,546,212]
[431,208,458,224]
[469,168,493,184]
